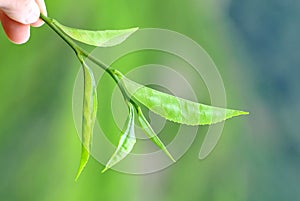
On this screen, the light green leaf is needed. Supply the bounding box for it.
[137,107,176,162]
[102,102,136,173]
[115,70,249,126]
[53,19,138,47]
[75,62,98,181]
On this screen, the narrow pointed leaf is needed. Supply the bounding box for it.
[102,103,136,173]
[53,19,138,47]
[115,71,249,126]
[75,62,98,181]
[137,107,176,162]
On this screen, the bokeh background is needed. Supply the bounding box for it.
[0,0,299,200]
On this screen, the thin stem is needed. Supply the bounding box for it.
[40,14,133,103]
[40,14,80,55]
[40,14,107,71]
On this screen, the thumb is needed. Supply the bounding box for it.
[0,0,40,24]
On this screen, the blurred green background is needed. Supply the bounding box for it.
[0,0,299,200]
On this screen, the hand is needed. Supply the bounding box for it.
[0,0,47,44]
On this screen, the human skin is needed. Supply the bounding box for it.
[0,0,47,44]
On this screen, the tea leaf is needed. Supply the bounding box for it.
[116,72,249,126]
[75,62,98,181]
[53,19,138,47]
[137,107,176,162]
[102,102,136,173]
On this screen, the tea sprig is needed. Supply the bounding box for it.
[40,14,248,180]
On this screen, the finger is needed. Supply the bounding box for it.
[1,0,40,25]
[36,0,47,15]
[31,0,47,27]
[0,11,30,44]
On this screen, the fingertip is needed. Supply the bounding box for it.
[11,32,30,44]
[31,0,47,27]
[36,0,48,16]
[23,3,40,24]
[8,26,30,44]
[0,12,31,44]
[31,19,44,27]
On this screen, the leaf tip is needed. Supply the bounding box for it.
[170,156,176,163]
[237,110,250,116]
[75,169,83,182]
[74,146,90,181]
[74,175,80,182]
[162,149,176,162]
[75,163,86,181]
[101,167,109,174]
[242,111,250,115]
[130,27,139,32]
[227,109,249,118]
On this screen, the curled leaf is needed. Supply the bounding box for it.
[102,102,136,173]
[115,70,249,126]
[75,62,98,181]
[137,107,176,162]
[52,19,138,47]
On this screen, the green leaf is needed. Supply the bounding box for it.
[137,107,176,162]
[102,102,136,173]
[115,70,249,126]
[75,62,98,181]
[53,19,138,47]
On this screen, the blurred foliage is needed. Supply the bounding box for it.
[0,0,299,201]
